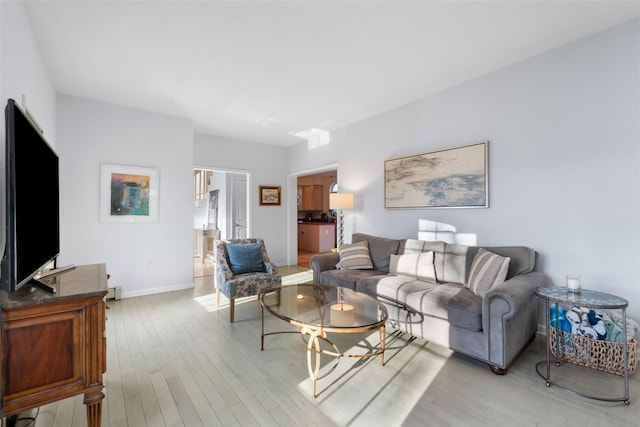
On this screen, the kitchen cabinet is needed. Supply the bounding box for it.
[298,224,311,251]
[298,223,336,253]
[298,185,324,211]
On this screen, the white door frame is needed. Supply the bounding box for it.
[286,162,339,266]
[194,164,252,239]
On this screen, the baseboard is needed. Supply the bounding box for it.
[537,323,547,336]
[120,282,195,299]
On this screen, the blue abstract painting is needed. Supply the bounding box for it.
[385,142,488,208]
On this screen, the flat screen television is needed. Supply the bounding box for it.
[1,98,59,293]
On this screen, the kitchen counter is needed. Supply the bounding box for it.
[298,222,336,252]
[297,220,336,225]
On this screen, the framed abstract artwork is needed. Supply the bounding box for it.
[384,141,489,209]
[259,186,281,206]
[100,164,160,223]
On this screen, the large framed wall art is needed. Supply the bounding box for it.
[384,141,489,209]
[100,164,160,223]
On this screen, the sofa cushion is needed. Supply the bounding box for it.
[337,241,374,270]
[466,246,535,279]
[359,274,482,332]
[358,275,436,307]
[352,233,401,273]
[405,283,483,332]
[389,252,437,283]
[349,274,392,298]
[402,238,431,254]
[318,269,381,290]
[466,248,510,297]
[442,244,468,285]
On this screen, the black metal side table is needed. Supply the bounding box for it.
[534,286,630,405]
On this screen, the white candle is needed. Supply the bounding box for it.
[566,275,581,292]
[330,303,354,326]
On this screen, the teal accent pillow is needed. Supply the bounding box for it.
[226,242,266,274]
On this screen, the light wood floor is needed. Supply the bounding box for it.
[22,266,639,426]
[296,251,317,269]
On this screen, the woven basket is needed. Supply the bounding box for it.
[550,326,638,376]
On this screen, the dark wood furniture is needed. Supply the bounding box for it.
[1,263,108,426]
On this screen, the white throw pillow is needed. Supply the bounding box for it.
[466,248,510,297]
[337,241,374,270]
[389,251,437,283]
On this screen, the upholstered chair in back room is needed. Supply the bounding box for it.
[213,237,281,322]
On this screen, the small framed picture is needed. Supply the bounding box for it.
[259,186,281,206]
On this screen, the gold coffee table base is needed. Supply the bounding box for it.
[300,325,386,398]
[260,285,388,398]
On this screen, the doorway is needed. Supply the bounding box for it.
[193,168,250,278]
[296,169,337,268]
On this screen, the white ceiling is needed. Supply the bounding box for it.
[22,1,640,147]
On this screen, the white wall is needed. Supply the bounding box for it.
[287,19,640,323]
[3,0,638,327]
[0,0,289,296]
[0,0,56,255]
[1,2,197,299]
[194,133,288,265]
[0,1,56,141]
[57,95,194,298]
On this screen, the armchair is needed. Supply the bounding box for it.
[213,237,281,322]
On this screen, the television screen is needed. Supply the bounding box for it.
[1,98,59,292]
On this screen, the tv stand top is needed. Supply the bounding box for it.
[0,264,107,308]
[25,264,77,294]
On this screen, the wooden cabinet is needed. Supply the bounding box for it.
[298,223,335,253]
[298,185,324,211]
[297,172,337,212]
[298,224,311,251]
[0,264,108,427]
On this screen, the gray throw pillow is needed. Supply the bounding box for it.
[352,233,400,272]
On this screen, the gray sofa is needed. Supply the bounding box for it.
[310,233,548,373]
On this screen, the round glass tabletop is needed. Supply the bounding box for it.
[261,284,387,331]
[534,285,628,309]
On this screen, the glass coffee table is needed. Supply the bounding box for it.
[260,284,388,398]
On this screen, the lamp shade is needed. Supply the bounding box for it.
[330,193,354,210]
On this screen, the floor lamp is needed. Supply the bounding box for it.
[329,192,354,247]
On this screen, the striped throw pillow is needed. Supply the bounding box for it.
[337,241,374,270]
[467,248,510,297]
